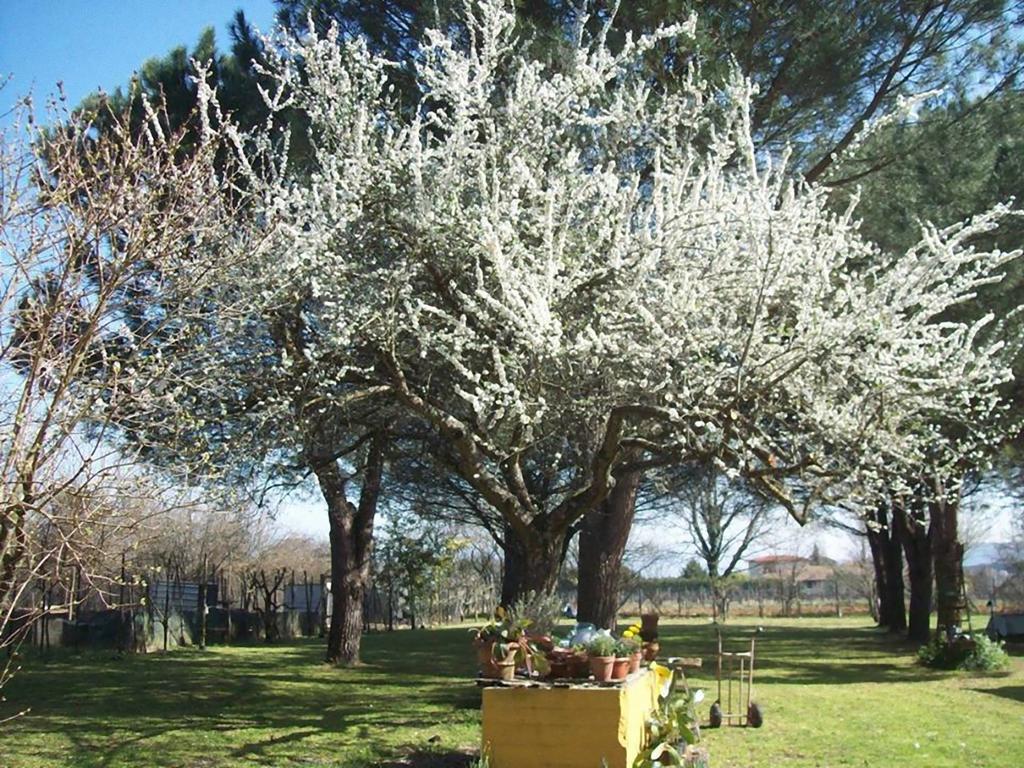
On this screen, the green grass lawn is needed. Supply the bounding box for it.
[0,616,1021,767]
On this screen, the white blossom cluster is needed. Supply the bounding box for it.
[133,0,1020,523]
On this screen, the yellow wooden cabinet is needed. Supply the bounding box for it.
[481,671,659,768]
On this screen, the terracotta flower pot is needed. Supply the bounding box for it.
[548,658,571,678]
[629,651,642,674]
[642,640,660,662]
[570,652,590,678]
[530,633,555,653]
[611,657,630,680]
[474,638,500,678]
[496,660,516,681]
[589,655,615,682]
[546,648,573,679]
[495,645,519,682]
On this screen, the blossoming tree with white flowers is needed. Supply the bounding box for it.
[228,0,1018,605]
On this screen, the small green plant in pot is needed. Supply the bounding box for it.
[617,633,642,675]
[587,634,617,681]
[511,590,564,651]
[569,643,590,678]
[473,606,552,679]
[470,606,541,679]
[469,607,507,678]
[493,640,522,681]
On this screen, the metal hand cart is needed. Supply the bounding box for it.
[708,624,763,728]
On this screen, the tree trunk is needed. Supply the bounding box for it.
[0,493,30,613]
[316,433,385,666]
[928,475,965,636]
[500,521,565,607]
[865,521,888,625]
[865,504,906,632]
[710,578,729,621]
[893,498,932,645]
[882,509,907,633]
[576,469,641,628]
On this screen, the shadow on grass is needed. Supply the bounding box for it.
[970,685,1024,703]
[4,631,483,767]
[655,620,948,685]
[232,728,321,759]
[375,748,478,768]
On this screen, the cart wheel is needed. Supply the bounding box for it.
[709,701,722,728]
[747,701,763,728]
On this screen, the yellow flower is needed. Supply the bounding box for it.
[649,661,674,698]
[623,629,635,638]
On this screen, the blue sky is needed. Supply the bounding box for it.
[1,1,276,116]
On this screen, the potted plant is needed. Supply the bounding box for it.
[469,608,505,678]
[617,629,642,675]
[470,606,540,679]
[513,591,563,653]
[635,662,708,768]
[569,643,590,678]
[587,634,616,682]
[611,639,632,680]
[546,646,574,678]
[494,640,521,681]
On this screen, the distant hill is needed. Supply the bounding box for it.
[964,542,1009,569]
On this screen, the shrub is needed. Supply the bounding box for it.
[961,635,1011,671]
[918,635,1010,671]
[509,591,564,637]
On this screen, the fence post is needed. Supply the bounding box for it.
[319,573,327,637]
[223,568,232,645]
[387,578,395,632]
[302,570,310,636]
[163,578,170,652]
[198,555,208,649]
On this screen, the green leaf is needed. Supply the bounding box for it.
[676,715,696,746]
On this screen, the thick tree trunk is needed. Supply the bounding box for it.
[882,510,907,633]
[866,504,906,632]
[893,498,932,645]
[500,521,565,607]
[928,476,965,637]
[500,524,528,607]
[865,522,888,625]
[576,469,641,629]
[315,433,385,666]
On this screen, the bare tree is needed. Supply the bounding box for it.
[0,87,250,711]
[670,466,772,619]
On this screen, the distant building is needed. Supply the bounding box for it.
[746,554,840,600]
[746,555,809,579]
